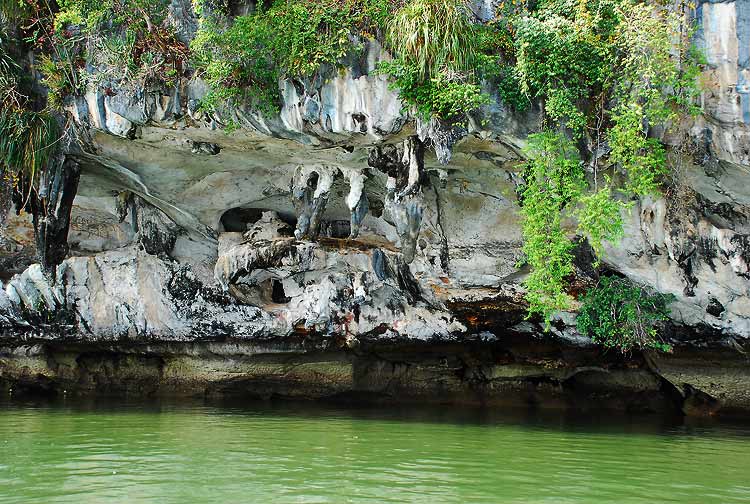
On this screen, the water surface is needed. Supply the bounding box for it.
[1,398,748,503]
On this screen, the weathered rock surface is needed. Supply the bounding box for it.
[1,0,750,416]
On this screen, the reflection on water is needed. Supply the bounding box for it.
[1,397,749,503]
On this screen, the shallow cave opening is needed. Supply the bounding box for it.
[323,220,351,239]
[230,275,291,306]
[221,208,264,232]
[219,207,297,234]
[271,279,290,303]
[307,171,319,191]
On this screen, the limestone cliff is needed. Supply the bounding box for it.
[1,0,749,416]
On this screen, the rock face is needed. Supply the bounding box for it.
[1,0,749,416]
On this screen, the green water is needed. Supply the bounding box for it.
[1,399,749,503]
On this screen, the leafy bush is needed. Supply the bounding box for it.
[55,0,171,34]
[377,58,488,120]
[192,0,397,113]
[574,183,624,258]
[577,276,674,353]
[608,104,669,197]
[191,11,279,113]
[513,1,618,133]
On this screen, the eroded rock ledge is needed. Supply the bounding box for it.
[2,336,748,418]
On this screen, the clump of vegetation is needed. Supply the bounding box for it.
[0,0,88,109]
[378,0,489,121]
[376,57,488,120]
[54,0,189,92]
[508,0,703,325]
[0,4,61,196]
[385,0,474,78]
[192,0,490,120]
[0,108,60,193]
[577,276,674,353]
[513,0,619,133]
[518,131,585,319]
[192,0,399,114]
[0,0,189,111]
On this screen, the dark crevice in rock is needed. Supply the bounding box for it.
[395,261,423,304]
[222,207,297,235]
[191,141,221,155]
[321,220,351,239]
[14,137,81,279]
[446,298,528,333]
[568,238,600,295]
[130,196,180,256]
[706,297,725,317]
[430,179,451,274]
[674,247,699,297]
[729,234,750,277]
[371,249,389,281]
[0,248,36,282]
[221,207,264,232]
[271,279,290,304]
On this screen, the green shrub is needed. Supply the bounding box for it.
[574,183,625,258]
[192,0,397,113]
[608,104,669,197]
[513,0,619,133]
[191,11,280,113]
[377,58,488,120]
[472,21,528,111]
[577,276,674,353]
[495,67,528,112]
[55,0,171,34]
